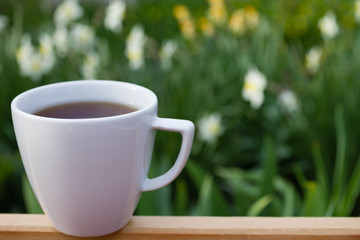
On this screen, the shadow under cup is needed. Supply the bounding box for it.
[11,80,166,237]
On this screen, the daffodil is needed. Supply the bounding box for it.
[318,11,339,40]
[16,34,56,81]
[242,68,267,109]
[173,5,190,21]
[179,19,196,40]
[207,0,227,24]
[16,35,33,65]
[22,53,45,81]
[173,5,196,40]
[198,17,215,37]
[70,23,95,51]
[278,90,298,114]
[305,46,322,74]
[38,34,56,74]
[197,112,224,144]
[104,0,126,33]
[80,51,100,79]
[159,40,178,70]
[244,6,259,30]
[229,9,245,35]
[53,27,69,57]
[125,25,146,70]
[54,0,83,27]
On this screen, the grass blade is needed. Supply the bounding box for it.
[260,135,277,196]
[328,105,347,215]
[312,142,329,204]
[247,195,273,216]
[337,156,360,215]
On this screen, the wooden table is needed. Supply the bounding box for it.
[0,214,359,239]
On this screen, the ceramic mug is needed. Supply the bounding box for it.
[11,80,194,237]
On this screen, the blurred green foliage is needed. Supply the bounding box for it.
[0,0,359,217]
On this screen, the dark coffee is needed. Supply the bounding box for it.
[34,101,138,119]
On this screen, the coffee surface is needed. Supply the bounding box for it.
[34,101,137,119]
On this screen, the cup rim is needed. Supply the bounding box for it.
[11,80,158,122]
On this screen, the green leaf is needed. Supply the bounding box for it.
[312,142,329,205]
[302,181,325,216]
[260,135,277,196]
[247,195,273,216]
[22,175,43,214]
[328,106,347,216]
[216,167,260,215]
[136,158,172,215]
[337,156,360,215]
[216,167,260,198]
[174,179,188,216]
[195,174,213,216]
[274,177,296,216]
[195,174,230,216]
[185,160,206,189]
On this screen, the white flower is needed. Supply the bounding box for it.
[242,67,267,109]
[70,23,95,51]
[16,35,34,64]
[159,40,178,70]
[197,113,224,144]
[104,0,126,33]
[54,0,83,27]
[38,34,56,74]
[278,90,298,114]
[53,27,69,56]
[318,11,339,40]
[0,15,9,34]
[21,53,45,81]
[16,34,56,81]
[355,0,360,23]
[125,25,146,70]
[80,51,100,79]
[305,46,322,74]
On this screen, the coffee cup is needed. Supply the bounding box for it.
[11,80,194,237]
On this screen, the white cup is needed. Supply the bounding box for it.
[11,80,194,237]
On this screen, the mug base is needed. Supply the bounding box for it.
[52,218,131,237]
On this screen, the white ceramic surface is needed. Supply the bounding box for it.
[11,80,194,237]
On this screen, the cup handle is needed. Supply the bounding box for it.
[141,117,195,192]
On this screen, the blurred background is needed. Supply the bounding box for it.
[0,0,360,216]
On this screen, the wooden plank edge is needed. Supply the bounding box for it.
[0,214,359,239]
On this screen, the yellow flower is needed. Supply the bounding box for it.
[173,5,190,21]
[207,0,227,24]
[208,0,223,6]
[244,6,259,30]
[180,19,196,39]
[198,17,215,37]
[229,9,245,35]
